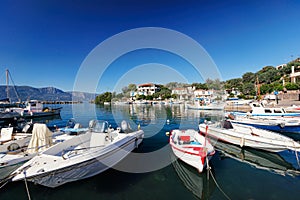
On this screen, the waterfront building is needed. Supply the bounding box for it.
[136,83,161,96]
[171,86,194,100]
[194,89,214,99]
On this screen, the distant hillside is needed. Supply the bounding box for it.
[0,85,96,102]
[67,91,96,102]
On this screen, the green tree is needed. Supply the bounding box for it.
[242,72,255,83]
[128,83,137,92]
[145,95,153,100]
[224,78,243,91]
[242,82,256,95]
[285,83,299,90]
[95,92,112,104]
[260,84,272,95]
[191,82,208,90]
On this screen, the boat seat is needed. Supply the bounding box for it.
[0,127,14,144]
[73,123,82,129]
[178,135,190,144]
[222,120,233,129]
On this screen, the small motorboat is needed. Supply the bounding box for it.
[169,129,215,172]
[11,120,144,187]
[0,120,86,181]
[199,120,300,153]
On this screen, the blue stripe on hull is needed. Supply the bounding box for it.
[232,122,300,133]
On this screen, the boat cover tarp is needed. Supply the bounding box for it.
[27,123,53,154]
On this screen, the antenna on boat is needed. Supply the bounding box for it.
[6,69,9,102]
[5,69,21,103]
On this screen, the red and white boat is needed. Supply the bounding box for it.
[169,129,215,172]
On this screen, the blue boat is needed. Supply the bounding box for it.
[231,116,300,133]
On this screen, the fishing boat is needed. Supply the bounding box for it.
[169,129,215,172]
[232,102,300,117]
[11,100,62,118]
[230,115,300,133]
[11,120,144,187]
[199,120,300,152]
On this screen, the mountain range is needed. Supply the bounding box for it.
[0,85,96,102]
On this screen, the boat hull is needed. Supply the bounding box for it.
[232,121,300,133]
[199,123,300,153]
[12,130,144,187]
[169,129,214,172]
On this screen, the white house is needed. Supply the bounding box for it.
[136,83,160,96]
[194,89,214,99]
[171,87,194,100]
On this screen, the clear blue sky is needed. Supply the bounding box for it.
[1,0,300,93]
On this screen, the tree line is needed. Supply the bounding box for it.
[95,60,300,104]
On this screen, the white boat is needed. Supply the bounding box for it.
[199,120,300,152]
[226,98,253,106]
[169,129,215,172]
[0,120,86,180]
[0,124,35,180]
[11,120,144,187]
[11,100,62,118]
[0,124,77,180]
[230,114,300,133]
[186,99,225,110]
[232,102,300,117]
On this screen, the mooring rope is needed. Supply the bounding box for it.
[23,171,31,200]
[0,181,8,189]
[206,156,231,200]
[290,142,300,168]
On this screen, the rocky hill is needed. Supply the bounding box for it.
[0,85,96,102]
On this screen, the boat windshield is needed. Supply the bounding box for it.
[89,120,109,133]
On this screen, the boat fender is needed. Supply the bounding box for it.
[105,135,109,141]
[279,123,285,129]
[240,137,245,147]
[228,114,235,120]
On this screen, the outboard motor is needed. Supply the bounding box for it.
[22,122,33,133]
[89,120,97,130]
[121,120,132,133]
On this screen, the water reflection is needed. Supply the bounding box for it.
[214,140,300,177]
[172,156,216,200]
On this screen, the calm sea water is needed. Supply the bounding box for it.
[1,103,300,200]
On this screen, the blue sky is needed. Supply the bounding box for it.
[1,0,300,93]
